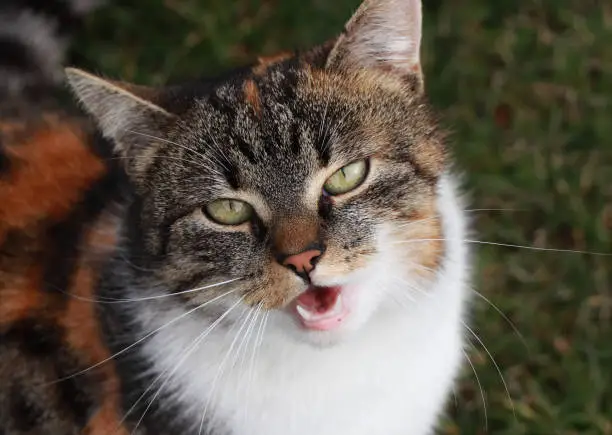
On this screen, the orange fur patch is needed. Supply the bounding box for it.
[63,220,125,435]
[243,79,262,116]
[0,120,106,243]
[0,266,43,327]
[410,139,446,180]
[0,121,27,135]
[253,51,292,75]
[0,142,125,430]
[0,113,126,431]
[400,202,444,279]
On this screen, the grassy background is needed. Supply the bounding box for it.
[71,1,612,433]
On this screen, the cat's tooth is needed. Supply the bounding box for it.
[330,294,343,316]
[296,304,314,321]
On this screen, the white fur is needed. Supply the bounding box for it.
[138,173,469,435]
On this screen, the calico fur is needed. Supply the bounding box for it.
[0,0,470,434]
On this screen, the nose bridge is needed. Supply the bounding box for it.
[273,214,320,256]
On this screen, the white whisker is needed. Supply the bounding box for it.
[395,215,441,229]
[393,237,611,256]
[199,306,254,434]
[117,251,157,272]
[244,306,267,426]
[108,154,223,179]
[469,288,528,351]
[126,129,225,174]
[318,95,332,153]
[394,208,534,231]
[197,122,233,173]
[238,303,261,376]
[403,249,528,351]
[462,348,488,432]
[464,208,528,213]
[129,297,244,435]
[232,306,260,375]
[462,321,516,421]
[46,288,238,386]
[54,278,240,304]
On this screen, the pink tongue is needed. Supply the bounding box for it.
[297,286,341,313]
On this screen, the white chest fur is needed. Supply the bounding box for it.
[141,175,468,435]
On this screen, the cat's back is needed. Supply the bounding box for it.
[0,1,130,433]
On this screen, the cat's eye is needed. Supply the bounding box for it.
[323,160,369,196]
[205,199,254,225]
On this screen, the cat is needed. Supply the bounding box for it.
[0,0,470,434]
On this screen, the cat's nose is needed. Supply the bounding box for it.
[279,244,325,278]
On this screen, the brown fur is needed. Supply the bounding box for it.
[0,266,44,327]
[0,116,128,433]
[397,200,444,279]
[243,79,262,116]
[243,261,301,309]
[0,116,106,243]
[273,216,320,255]
[64,257,126,435]
[253,51,293,75]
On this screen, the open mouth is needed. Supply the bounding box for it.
[294,286,349,331]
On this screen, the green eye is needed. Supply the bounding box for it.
[205,199,253,225]
[323,160,369,195]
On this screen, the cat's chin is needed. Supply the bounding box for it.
[284,315,358,347]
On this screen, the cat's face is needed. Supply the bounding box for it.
[68,0,446,343]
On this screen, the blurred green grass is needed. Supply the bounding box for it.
[71,0,612,433]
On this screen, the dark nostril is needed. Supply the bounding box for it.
[284,250,320,272]
[310,252,322,266]
[279,244,326,277]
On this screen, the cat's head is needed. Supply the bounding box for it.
[68,0,448,343]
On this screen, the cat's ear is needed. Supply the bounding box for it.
[326,0,423,91]
[65,68,175,155]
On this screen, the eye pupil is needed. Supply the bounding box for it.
[323,159,369,196]
[205,199,253,225]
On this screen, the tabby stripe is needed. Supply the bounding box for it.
[313,130,332,165]
[56,368,95,428]
[208,93,258,168]
[1,320,96,428]
[208,93,236,118]
[42,213,85,299]
[234,136,257,164]
[289,121,301,156]
[222,162,241,189]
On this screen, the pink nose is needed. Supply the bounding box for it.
[282,249,323,274]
